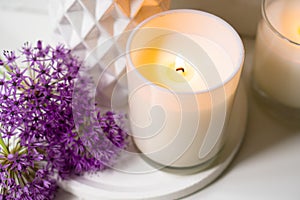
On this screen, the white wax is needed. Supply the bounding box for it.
[253,0,300,108]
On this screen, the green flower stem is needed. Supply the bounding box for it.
[0,132,9,155]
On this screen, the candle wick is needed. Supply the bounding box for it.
[176,67,185,73]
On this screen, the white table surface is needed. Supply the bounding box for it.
[0,5,299,200]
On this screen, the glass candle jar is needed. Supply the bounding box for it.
[252,0,300,115]
[126,10,244,168]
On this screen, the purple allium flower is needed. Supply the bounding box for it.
[0,41,128,182]
[0,135,57,199]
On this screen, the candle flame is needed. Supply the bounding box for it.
[298,27,300,35]
[175,57,186,75]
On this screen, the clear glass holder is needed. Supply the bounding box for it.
[252,0,300,121]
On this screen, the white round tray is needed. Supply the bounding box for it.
[59,84,248,200]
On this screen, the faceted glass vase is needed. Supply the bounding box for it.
[49,0,171,107]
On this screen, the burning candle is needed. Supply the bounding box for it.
[126,10,244,168]
[253,0,300,109]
